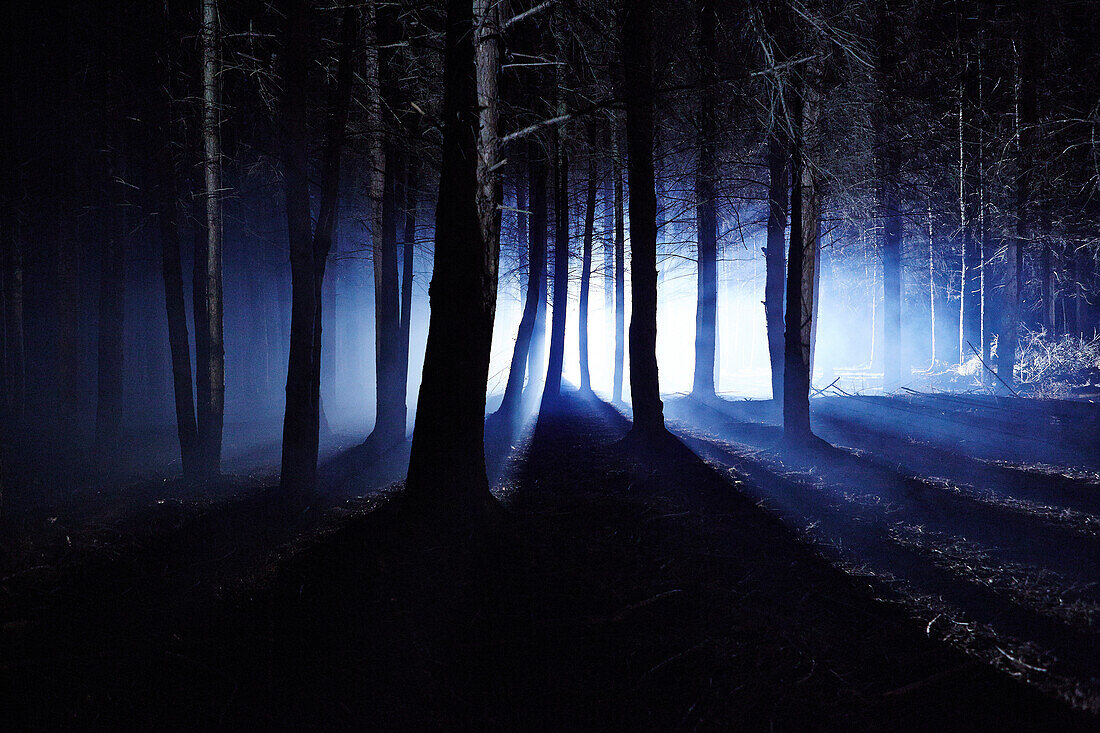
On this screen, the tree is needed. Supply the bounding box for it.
[364,4,405,452]
[875,1,903,390]
[94,167,125,459]
[612,137,626,404]
[279,0,357,497]
[620,0,665,437]
[150,9,200,479]
[692,0,718,400]
[541,17,570,410]
[405,0,498,510]
[997,0,1038,391]
[764,132,788,403]
[397,159,417,421]
[782,59,823,443]
[196,0,225,479]
[1,222,25,434]
[497,146,548,432]
[578,156,599,394]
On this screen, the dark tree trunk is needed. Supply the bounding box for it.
[475,0,502,255]
[94,197,126,459]
[516,172,529,302]
[152,16,198,477]
[2,225,26,433]
[397,159,416,420]
[365,3,404,451]
[1039,224,1054,333]
[55,218,81,438]
[602,154,614,337]
[876,5,903,390]
[612,137,626,404]
[156,180,199,477]
[692,0,718,399]
[999,4,1037,390]
[959,55,982,364]
[279,1,356,497]
[765,135,788,403]
[500,150,547,425]
[196,0,225,479]
[405,0,498,509]
[369,143,404,446]
[541,135,569,407]
[578,159,598,394]
[783,70,822,443]
[621,0,665,436]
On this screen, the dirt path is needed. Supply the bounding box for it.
[2,392,1094,729]
[663,395,1100,711]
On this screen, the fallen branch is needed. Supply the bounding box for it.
[966,341,1020,397]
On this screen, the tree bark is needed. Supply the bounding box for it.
[876,4,902,389]
[783,68,822,443]
[499,152,547,423]
[2,224,25,433]
[999,4,1037,390]
[516,173,529,302]
[156,172,199,478]
[612,132,626,404]
[578,158,598,394]
[197,0,225,479]
[765,134,788,403]
[55,218,81,439]
[541,21,569,409]
[94,189,126,459]
[621,0,665,436]
[398,159,416,421]
[405,0,498,509]
[365,4,404,450]
[958,55,981,365]
[279,1,356,496]
[692,0,718,399]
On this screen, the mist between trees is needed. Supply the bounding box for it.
[1,0,1097,498]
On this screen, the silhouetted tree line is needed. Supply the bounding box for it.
[1,0,1098,499]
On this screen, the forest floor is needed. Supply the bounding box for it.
[1,391,1098,729]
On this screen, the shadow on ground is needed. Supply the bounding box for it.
[1,391,1094,729]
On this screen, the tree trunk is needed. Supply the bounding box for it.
[475,0,502,257]
[541,28,569,409]
[612,135,626,404]
[958,56,981,365]
[198,0,225,479]
[156,174,199,478]
[2,225,25,433]
[365,4,404,450]
[94,194,126,459]
[765,134,788,403]
[369,144,403,446]
[149,8,198,477]
[405,0,498,510]
[783,69,822,443]
[927,202,937,365]
[692,0,718,400]
[999,5,1037,390]
[578,159,598,394]
[279,1,356,496]
[55,218,81,439]
[397,159,416,424]
[621,0,665,436]
[499,151,548,425]
[525,149,550,403]
[516,173,529,302]
[876,6,903,390]
[602,155,614,338]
